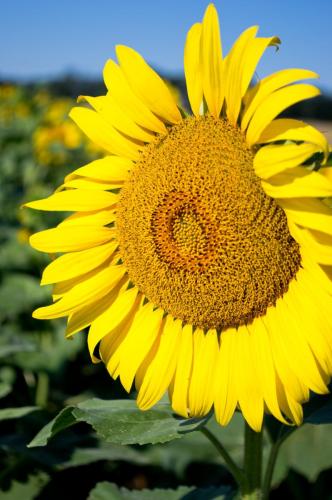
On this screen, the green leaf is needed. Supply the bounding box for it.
[264,394,332,485]
[60,443,150,469]
[0,406,39,422]
[59,414,243,473]
[265,393,332,445]
[0,472,49,500]
[278,424,332,481]
[73,399,209,445]
[0,382,12,399]
[88,482,233,500]
[143,412,245,477]
[29,399,209,447]
[28,406,77,447]
[60,413,244,478]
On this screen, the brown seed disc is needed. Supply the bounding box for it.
[116,115,301,331]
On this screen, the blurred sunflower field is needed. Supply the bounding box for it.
[1,79,332,500]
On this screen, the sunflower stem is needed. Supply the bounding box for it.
[261,427,294,500]
[241,423,263,499]
[261,439,281,500]
[199,427,245,487]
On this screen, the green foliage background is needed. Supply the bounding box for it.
[1,82,332,500]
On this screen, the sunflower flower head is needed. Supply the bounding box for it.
[26,4,332,432]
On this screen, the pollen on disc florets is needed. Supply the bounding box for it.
[116,115,301,331]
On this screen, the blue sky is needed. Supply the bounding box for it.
[2,0,332,93]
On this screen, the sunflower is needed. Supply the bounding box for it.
[26,4,332,432]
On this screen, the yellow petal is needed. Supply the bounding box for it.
[63,177,122,191]
[201,3,224,117]
[254,143,318,179]
[170,324,193,417]
[188,328,219,418]
[214,328,238,426]
[262,167,332,198]
[69,107,140,160]
[285,398,303,426]
[258,118,329,159]
[118,304,164,392]
[30,226,115,252]
[263,305,309,404]
[321,167,332,182]
[246,83,320,146]
[296,267,332,373]
[280,197,332,235]
[52,267,102,300]
[234,326,264,432]
[88,287,140,363]
[33,265,125,320]
[66,281,126,337]
[280,280,329,394]
[116,45,182,124]
[41,241,118,285]
[184,23,203,116]
[134,337,159,393]
[276,378,303,426]
[225,26,258,125]
[291,224,332,265]
[103,59,166,134]
[100,299,141,373]
[79,94,154,143]
[241,69,318,132]
[137,316,182,410]
[59,209,116,227]
[241,36,280,98]
[50,251,121,302]
[25,189,117,212]
[249,318,287,423]
[65,157,131,182]
[301,251,332,296]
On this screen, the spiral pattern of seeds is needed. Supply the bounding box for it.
[116,115,301,331]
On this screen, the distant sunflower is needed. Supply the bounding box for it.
[26,4,332,431]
